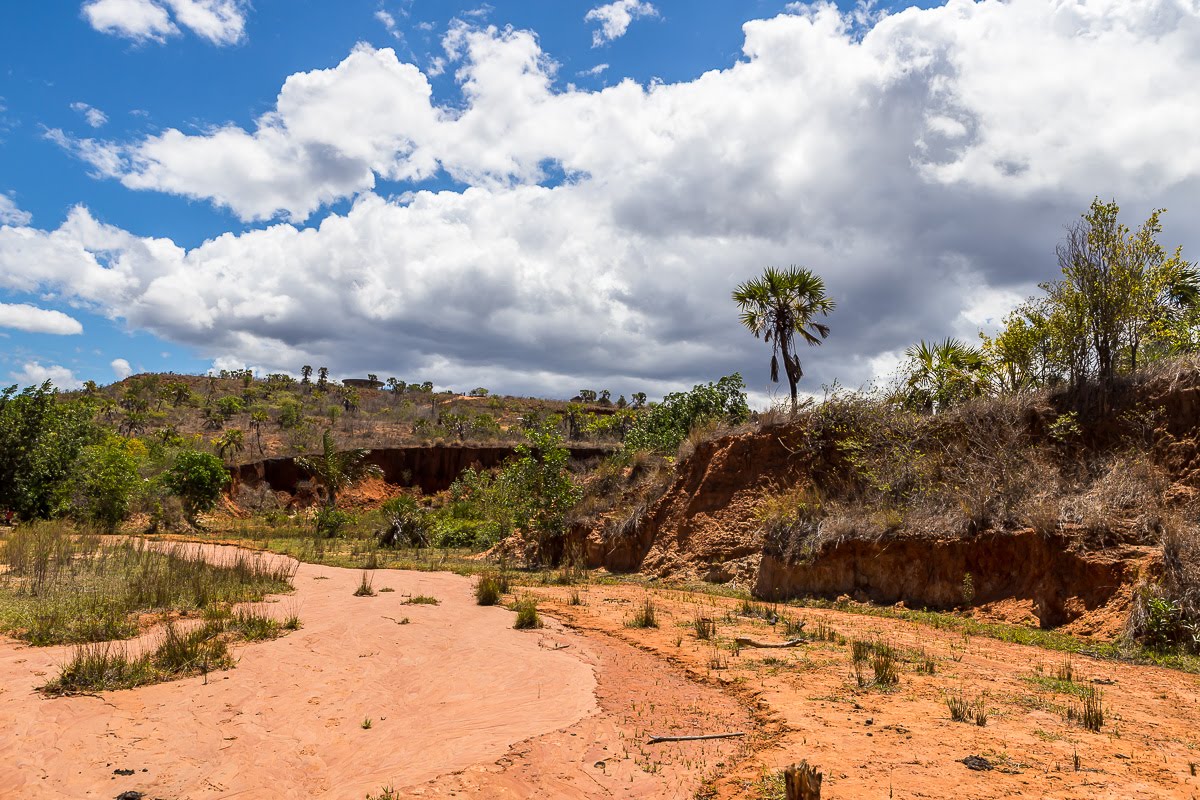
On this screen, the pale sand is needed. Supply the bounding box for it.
[0,552,598,799]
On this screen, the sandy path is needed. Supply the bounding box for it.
[0,555,598,799]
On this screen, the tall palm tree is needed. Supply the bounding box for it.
[295,429,382,509]
[732,266,835,411]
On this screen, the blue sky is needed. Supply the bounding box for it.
[2,0,1197,401]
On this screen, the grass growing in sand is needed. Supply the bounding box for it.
[0,523,296,646]
[474,571,509,606]
[626,596,659,628]
[513,596,542,629]
[41,604,292,695]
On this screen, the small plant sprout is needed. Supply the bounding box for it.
[626,596,658,629]
[361,717,373,730]
[354,570,376,597]
[946,690,988,726]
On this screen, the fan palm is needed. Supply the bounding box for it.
[732,266,835,410]
[903,338,989,413]
[296,429,383,509]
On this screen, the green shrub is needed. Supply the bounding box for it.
[315,507,354,538]
[73,436,142,532]
[475,573,504,606]
[624,374,749,454]
[513,597,542,629]
[163,449,229,525]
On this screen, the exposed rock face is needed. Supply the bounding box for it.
[233,445,610,497]
[583,420,1158,635]
[754,532,1148,629]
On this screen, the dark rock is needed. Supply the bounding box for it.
[961,755,993,771]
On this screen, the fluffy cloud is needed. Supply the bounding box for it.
[160,0,246,45]
[585,1,658,46]
[0,195,31,227]
[70,102,109,129]
[81,0,246,45]
[8,362,83,391]
[16,1,1200,398]
[81,0,177,43]
[110,358,133,380]
[0,303,83,335]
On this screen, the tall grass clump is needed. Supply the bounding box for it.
[626,596,659,628]
[1067,688,1105,731]
[513,596,542,629]
[0,525,296,646]
[475,572,506,606]
[42,620,237,695]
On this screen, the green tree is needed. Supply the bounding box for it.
[163,449,229,526]
[504,422,581,565]
[74,436,142,532]
[213,428,246,463]
[301,365,313,385]
[295,429,382,509]
[1051,199,1194,383]
[0,382,100,520]
[733,265,835,410]
[249,409,269,455]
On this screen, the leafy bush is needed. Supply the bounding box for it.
[315,507,354,538]
[513,596,542,629]
[377,495,430,547]
[73,436,142,532]
[162,449,229,525]
[278,398,304,429]
[625,374,749,454]
[0,381,100,520]
[503,423,582,564]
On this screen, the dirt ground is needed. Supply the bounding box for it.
[0,553,748,800]
[525,582,1200,800]
[2,552,1199,799]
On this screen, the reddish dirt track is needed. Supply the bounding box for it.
[0,550,749,799]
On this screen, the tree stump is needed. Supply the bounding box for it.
[784,760,822,800]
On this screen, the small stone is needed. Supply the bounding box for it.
[961,755,993,771]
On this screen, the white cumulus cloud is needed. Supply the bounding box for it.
[81,0,178,43]
[81,0,247,45]
[585,0,658,46]
[110,358,133,380]
[15,1,1200,398]
[0,303,84,335]
[9,362,83,390]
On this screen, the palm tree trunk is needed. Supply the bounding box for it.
[781,338,800,413]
